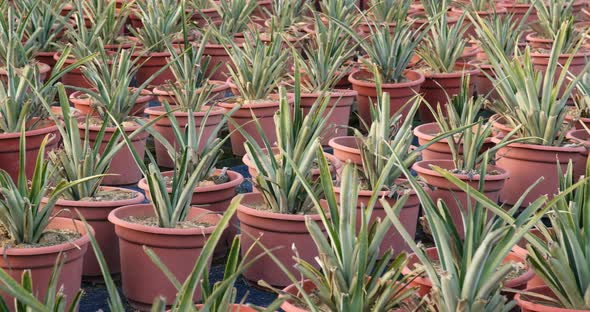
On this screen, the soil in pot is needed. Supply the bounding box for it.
[0,218,91,311]
[0,120,60,182]
[108,204,221,311]
[79,120,148,186]
[349,69,425,129]
[218,97,283,156]
[237,192,326,287]
[144,105,226,168]
[138,169,244,256]
[417,64,480,123]
[45,187,145,278]
[492,137,585,206]
[413,160,510,237]
[404,247,534,299]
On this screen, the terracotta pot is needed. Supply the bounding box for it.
[188,7,221,27]
[349,69,425,128]
[253,0,272,19]
[530,48,588,102]
[133,51,176,86]
[510,228,549,289]
[0,121,60,182]
[298,90,357,145]
[152,80,230,105]
[419,64,480,123]
[0,62,51,86]
[501,1,537,24]
[413,122,494,161]
[243,150,342,192]
[194,304,256,312]
[108,204,221,311]
[203,42,242,81]
[69,90,151,117]
[450,6,507,39]
[469,60,498,99]
[53,53,93,95]
[566,129,590,179]
[281,280,324,312]
[137,169,244,254]
[218,97,283,156]
[44,187,145,277]
[516,286,588,312]
[492,137,585,206]
[334,183,421,256]
[237,192,326,287]
[413,160,510,236]
[328,136,363,166]
[490,114,513,138]
[79,122,148,186]
[35,52,58,71]
[0,218,91,311]
[144,105,226,168]
[403,247,534,299]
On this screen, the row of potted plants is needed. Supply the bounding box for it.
[1,0,590,311]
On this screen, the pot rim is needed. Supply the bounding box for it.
[69,89,153,104]
[412,159,510,181]
[137,169,244,194]
[144,104,226,117]
[151,79,229,96]
[490,136,586,153]
[237,192,324,222]
[328,136,360,154]
[348,69,425,88]
[422,63,481,79]
[0,121,58,139]
[108,204,221,235]
[47,186,146,208]
[0,217,92,256]
[78,118,148,133]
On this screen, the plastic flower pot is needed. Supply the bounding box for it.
[413,160,510,237]
[108,204,222,311]
[0,218,92,311]
[236,192,326,287]
[44,187,145,278]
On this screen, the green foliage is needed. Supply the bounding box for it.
[295,12,356,92]
[13,0,70,53]
[481,21,589,146]
[367,0,412,24]
[209,0,257,41]
[225,32,288,102]
[129,0,184,52]
[383,154,588,311]
[0,3,39,68]
[525,162,590,310]
[417,13,467,73]
[241,72,331,214]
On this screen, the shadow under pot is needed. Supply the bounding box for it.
[144,105,226,168]
[137,169,244,256]
[0,218,91,311]
[43,187,145,279]
[218,96,286,156]
[349,69,425,130]
[108,204,222,311]
[236,192,326,288]
[491,137,585,206]
[334,181,423,257]
[412,160,510,237]
[79,121,149,186]
[403,247,535,300]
